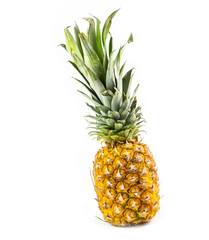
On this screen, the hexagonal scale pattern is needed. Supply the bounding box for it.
[93,141,160,226]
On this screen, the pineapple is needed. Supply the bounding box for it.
[60,9,160,226]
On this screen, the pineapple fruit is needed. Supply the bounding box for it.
[60,9,160,226]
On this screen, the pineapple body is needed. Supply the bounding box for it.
[93,141,159,226]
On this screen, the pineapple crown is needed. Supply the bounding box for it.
[60,9,144,144]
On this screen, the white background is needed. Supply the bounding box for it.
[0,0,209,239]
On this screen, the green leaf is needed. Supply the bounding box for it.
[96,18,104,62]
[64,27,83,59]
[88,127,109,133]
[136,113,143,120]
[88,130,103,136]
[122,68,135,97]
[135,106,141,114]
[129,84,139,108]
[86,103,100,114]
[107,111,120,120]
[58,43,67,51]
[120,62,126,75]
[85,115,98,121]
[106,51,115,91]
[114,33,134,92]
[102,90,113,97]
[79,33,105,84]
[83,18,97,50]
[103,51,108,73]
[136,120,145,126]
[77,90,101,106]
[90,15,104,63]
[115,33,133,73]
[116,61,126,93]
[102,9,120,47]
[73,77,101,103]
[132,84,139,99]
[115,46,122,73]
[110,135,125,141]
[120,108,131,119]
[114,123,123,131]
[72,53,110,107]
[117,119,126,125]
[111,88,122,111]
[106,118,116,127]
[128,33,133,43]
[84,17,106,65]
[74,22,84,59]
[128,127,139,139]
[109,36,113,56]
[130,97,137,110]
[95,105,110,114]
[119,95,130,114]
[127,112,136,124]
[68,60,89,85]
[117,130,129,137]
[86,120,106,126]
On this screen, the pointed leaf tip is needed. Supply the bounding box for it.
[58,43,67,50]
[128,33,133,43]
[102,9,120,47]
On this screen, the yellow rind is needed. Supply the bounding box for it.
[93,141,160,226]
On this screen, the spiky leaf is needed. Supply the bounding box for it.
[102,9,119,47]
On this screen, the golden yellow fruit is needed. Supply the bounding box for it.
[93,141,160,226]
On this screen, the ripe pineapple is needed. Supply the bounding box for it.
[60,9,160,226]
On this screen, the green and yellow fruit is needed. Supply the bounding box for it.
[60,9,160,226]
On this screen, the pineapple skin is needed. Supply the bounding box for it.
[93,141,160,226]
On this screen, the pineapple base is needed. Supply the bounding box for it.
[93,140,160,226]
